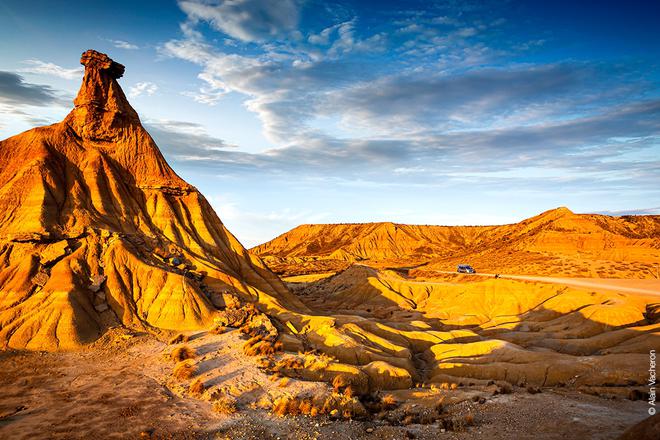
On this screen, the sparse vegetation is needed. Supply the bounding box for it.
[242,336,283,356]
[170,345,195,362]
[271,393,367,419]
[168,333,190,345]
[212,396,238,415]
[209,325,227,335]
[188,378,205,395]
[381,394,399,410]
[172,360,196,380]
[434,396,445,414]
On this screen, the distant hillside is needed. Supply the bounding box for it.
[253,208,660,278]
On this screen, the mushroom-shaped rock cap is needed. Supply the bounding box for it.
[66,49,138,139]
[80,49,125,79]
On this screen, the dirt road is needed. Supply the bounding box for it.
[433,270,660,296]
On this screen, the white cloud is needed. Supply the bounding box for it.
[178,0,300,42]
[110,39,140,50]
[157,1,660,203]
[129,81,158,97]
[18,60,83,80]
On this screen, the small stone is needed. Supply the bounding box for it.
[366,428,374,433]
[31,271,49,287]
[94,303,109,312]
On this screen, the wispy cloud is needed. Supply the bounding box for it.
[178,0,301,42]
[157,0,660,201]
[129,81,158,97]
[145,118,236,158]
[109,39,140,50]
[18,60,82,80]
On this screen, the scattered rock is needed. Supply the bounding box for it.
[31,271,49,287]
[89,274,107,292]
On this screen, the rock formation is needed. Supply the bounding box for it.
[0,50,301,350]
[254,207,660,278]
[1,50,655,399]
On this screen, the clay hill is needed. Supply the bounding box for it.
[0,50,302,350]
[253,207,660,278]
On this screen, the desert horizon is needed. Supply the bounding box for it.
[1,1,659,440]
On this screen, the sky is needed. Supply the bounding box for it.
[1,0,659,247]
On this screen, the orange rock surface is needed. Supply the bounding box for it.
[254,207,660,278]
[0,50,300,350]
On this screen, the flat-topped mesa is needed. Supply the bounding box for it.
[65,49,139,140]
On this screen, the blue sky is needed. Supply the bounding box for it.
[1,0,659,247]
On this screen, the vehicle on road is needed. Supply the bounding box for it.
[457,264,476,274]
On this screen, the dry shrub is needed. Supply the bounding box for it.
[168,333,190,345]
[209,325,227,335]
[464,413,474,426]
[172,360,196,380]
[302,351,334,371]
[298,399,313,415]
[434,396,445,414]
[274,355,304,372]
[170,345,195,362]
[321,394,367,419]
[272,396,296,417]
[189,379,205,396]
[212,396,238,415]
[381,394,399,410]
[278,377,290,388]
[256,357,275,370]
[333,374,361,396]
[527,386,542,394]
[272,394,366,420]
[499,383,513,394]
[242,337,283,356]
[450,383,458,390]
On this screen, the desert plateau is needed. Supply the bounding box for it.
[1,1,659,439]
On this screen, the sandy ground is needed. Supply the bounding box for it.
[0,329,651,440]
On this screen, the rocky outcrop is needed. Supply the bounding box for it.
[0,50,302,350]
[253,207,660,278]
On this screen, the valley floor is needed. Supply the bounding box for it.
[0,330,650,440]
